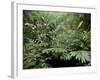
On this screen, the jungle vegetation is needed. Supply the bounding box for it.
[23,10,91,69]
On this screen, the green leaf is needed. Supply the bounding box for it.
[77,21,83,29]
[42,48,67,54]
[70,51,90,63]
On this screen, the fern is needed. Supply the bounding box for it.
[23,10,91,68]
[70,51,90,64]
[60,52,72,60]
[42,48,67,53]
[42,48,69,61]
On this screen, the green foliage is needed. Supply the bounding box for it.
[42,48,67,54]
[70,51,90,64]
[23,10,91,69]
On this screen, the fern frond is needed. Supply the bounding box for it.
[70,51,90,63]
[42,48,67,54]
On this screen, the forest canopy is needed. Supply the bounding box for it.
[23,10,91,69]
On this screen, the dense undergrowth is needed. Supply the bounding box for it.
[23,10,91,69]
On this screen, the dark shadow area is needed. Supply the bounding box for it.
[46,57,89,68]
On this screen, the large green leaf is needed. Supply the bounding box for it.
[70,51,90,63]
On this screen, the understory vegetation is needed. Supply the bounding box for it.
[23,10,91,69]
